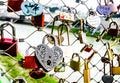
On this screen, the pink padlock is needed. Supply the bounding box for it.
[109,2,118,13]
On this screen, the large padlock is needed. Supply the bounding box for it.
[70,53,81,71]
[7,0,24,12]
[54,58,65,72]
[107,21,119,37]
[83,59,90,83]
[35,34,63,72]
[0,22,18,56]
[23,46,38,69]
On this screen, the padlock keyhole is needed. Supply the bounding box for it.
[47,60,51,65]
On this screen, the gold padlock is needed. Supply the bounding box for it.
[83,59,90,83]
[70,53,81,71]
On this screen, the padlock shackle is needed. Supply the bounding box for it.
[0,22,16,42]
[42,34,58,46]
[108,21,119,29]
[58,23,70,46]
[71,53,80,62]
[26,46,36,56]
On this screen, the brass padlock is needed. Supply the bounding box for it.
[54,58,65,72]
[83,58,90,83]
[111,54,120,75]
[70,53,81,71]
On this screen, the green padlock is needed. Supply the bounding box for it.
[70,53,81,71]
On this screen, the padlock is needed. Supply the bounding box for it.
[111,54,120,75]
[35,34,63,72]
[47,16,64,44]
[21,1,43,16]
[7,0,24,12]
[83,58,90,83]
[96,0,111,15]
[31,13,45,28]
[59,6,75,22]
[87,10,101,28]
[107,21,119,37]
[58,23,70,46]
[108,0,118,13]
[102,59,113,83]
[23,46,38,69]
[54,58,65,72]
[0,22,18,56]
[70,53,81,71]
[84,44,93,52]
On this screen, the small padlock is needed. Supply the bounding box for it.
[58,78,65,83]
[102,60,114,83]
[107,21,119,37]
[111,54,120,75]
[83,58,90,83]
[54,58,65,72]
[70,53,81,71]
[84,44,93,52]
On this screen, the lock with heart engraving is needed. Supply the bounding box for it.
[54,58,65,72]
[70,53,81,71]
[35,34,63,72]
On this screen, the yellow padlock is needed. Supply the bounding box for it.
[70,53,81,71]
[83,59,90,83]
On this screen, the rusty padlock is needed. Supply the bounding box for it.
[70,53,81,71]
[107,21,119,37]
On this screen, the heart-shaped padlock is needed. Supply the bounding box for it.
[35,34,63,72]
[102,75,114,83]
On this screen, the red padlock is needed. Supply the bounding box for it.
[23,46,38,68]
[84,44,93,52]
[31,13,45,28]
[7,0,24,12]
[0,22,18,56]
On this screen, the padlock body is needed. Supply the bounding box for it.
[84,47,92,52]
[24,56,38,68]
[7,0,24,12]
[54,62,65,72]
[84,68,90,83]
[70,60,81,71]
[0,38,18,56]
[31,13,44,27]
[112,67,120,75]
